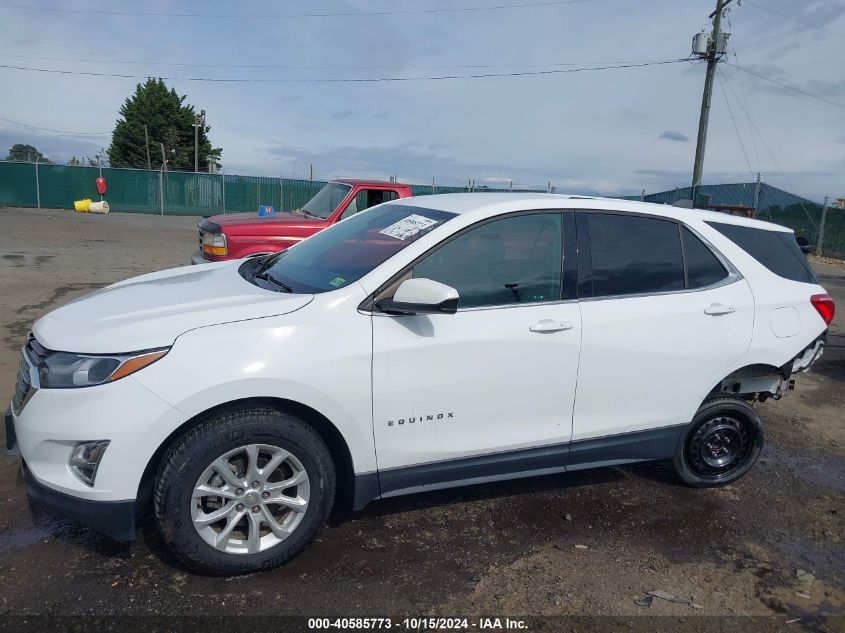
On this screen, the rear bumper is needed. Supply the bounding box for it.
[22,459,136,541]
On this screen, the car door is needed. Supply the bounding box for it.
[571,211,754,458]
[370,211,582,493]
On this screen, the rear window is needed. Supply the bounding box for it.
[705,222,816,284]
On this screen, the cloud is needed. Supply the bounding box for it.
[0,127,104,164]
[659,130,690,142]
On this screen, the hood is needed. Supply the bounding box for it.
[211,212,324,230]
[32,261,313,353]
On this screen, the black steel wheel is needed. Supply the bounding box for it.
[674,397,763,487]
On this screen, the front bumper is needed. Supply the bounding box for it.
[22,459,136,540]
[191,250,210,265]
[5,405,16,453]
[11,373,187,502]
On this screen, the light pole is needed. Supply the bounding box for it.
[194,109,206,173]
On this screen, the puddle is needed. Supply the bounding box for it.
[0,524,53,552]
[761,444,845,494]
[0,511,124,554]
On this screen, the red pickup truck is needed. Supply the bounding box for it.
[191,179,414,264]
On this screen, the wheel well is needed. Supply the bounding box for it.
[136,397,356,521]
[709,363,790,401]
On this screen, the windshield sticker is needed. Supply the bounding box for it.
[379,214,438,241]
[329,276,347,288]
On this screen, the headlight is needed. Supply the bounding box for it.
[38,349,168,388]
[201,231,227,256]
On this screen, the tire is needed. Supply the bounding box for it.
[154,406,336,575]
[673,396,763,488]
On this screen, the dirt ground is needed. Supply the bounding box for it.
[0,207,842,630]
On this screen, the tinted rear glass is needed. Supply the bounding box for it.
[682,227,728,288]
[705,222,816,284]
[587,214,684,297]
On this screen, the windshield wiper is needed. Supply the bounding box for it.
[295,207,317,218]
[254,270,293,293]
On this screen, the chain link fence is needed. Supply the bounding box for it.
[0,162,548,216]
[1,162,842,259]
[641,182,843,259]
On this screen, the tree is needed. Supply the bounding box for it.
[7,144,50,163]
[84,147,109,168]
[67,156,81,166]
[107,78,221,171]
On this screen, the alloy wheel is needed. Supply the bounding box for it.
[191,444,310,555]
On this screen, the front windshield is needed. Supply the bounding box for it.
[244,204,456,293]
[299,182,352,219]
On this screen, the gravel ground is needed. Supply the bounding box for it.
[0,207,842,631]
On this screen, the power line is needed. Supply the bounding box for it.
[0,114,109,136]
[0,59,689,83]
[727,30,761,173]
[0,0,596,19]
[0,52,670,71]
[717,67,819,228]
[715,71,754,179]
[743,1,845,40]
[724,61,845,111]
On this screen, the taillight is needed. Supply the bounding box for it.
[811,293,835,325]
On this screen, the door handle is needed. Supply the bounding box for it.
[704,303,735,316]
[529,319,573,333]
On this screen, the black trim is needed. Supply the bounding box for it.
[197,217,221,234]
[352,472,380,511]
[567,424,684,470]
[562,211,578,300]
[375,296,459,316]
[379,441,571,497]
[575,212,593,298]
[354,425,687,508]
[22,460,136,541]
[5,406,16,453]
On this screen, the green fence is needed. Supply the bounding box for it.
[2,161,842,259]
[0,161,548,216]
[0,161,329,216]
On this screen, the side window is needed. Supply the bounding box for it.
[341,189,398,221]
[411,213,562,308]
[586,213,684,297]
[682,227,728,288]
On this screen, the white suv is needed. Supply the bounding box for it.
[6,194,833,574]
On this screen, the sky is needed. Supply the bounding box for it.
[0,0,843,202]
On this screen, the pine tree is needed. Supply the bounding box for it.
[107,78,221,171]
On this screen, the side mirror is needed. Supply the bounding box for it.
[795,236,811,255]
[376,278,459,315]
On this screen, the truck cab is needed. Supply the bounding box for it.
[191,179,413,264]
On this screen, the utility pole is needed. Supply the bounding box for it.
[159,142,166,215]
[752,172,762,215]
[818,196,829,257]
[193,110,206,173]
[144,125,152,171]
[691,0,732,205]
